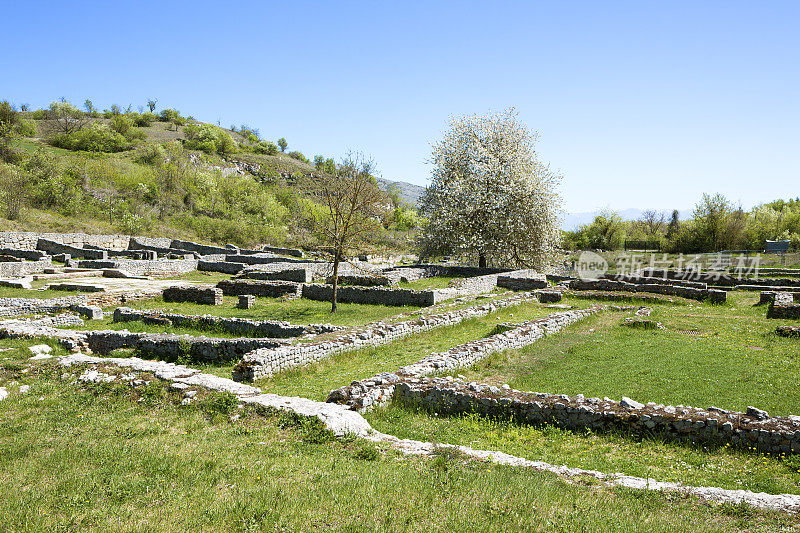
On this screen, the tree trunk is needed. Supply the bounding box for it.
[331,251,340,313]
[479,253,487,269]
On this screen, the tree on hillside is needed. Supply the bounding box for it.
[419,109,562,269]
[309,153,386,312]
[147,99,158,113]
[277,137,287,153]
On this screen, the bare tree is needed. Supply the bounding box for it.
[310,153,387,312]
[45,101,89,135]
[641,209,665,237]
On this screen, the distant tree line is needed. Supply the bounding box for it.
[563,194,800,253]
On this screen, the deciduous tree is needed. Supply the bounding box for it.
[419,109,562,269]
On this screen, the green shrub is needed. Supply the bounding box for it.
[15,118,37,137]
[51,123,130,153]
[31,109,47,120]
[184,123,237,154]
[134,112,156,127]
[110,114,134,135]
[287,151,308,164]
[133,143,166,165]
[254,141,278,155]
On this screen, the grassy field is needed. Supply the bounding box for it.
[0,361,796,531]
[118,295,423,328]
[255,300,562,400]
[438,292,800,415]
[3,287,800,528]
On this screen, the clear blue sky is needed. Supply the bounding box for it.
[2,1,797,213]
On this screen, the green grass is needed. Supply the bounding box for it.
[118,295,423,327]
[367,405,800,497]
[257,301,573,400]
[398,276,460,290]
[441,292,800,416]
[0,286,87,299]
[165,270,236,284]
[0,364,796,531]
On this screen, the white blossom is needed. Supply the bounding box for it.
[420,109,562,269]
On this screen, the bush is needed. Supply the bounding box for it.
[134,112,156,127]
[15,118,37,137]
[287,151,309,164]
[133,143,166,165]
[253,141,278,155]
[31,109,47,120]
[183,123,237,154]
[110,114,134,135]
[51,123,131,153]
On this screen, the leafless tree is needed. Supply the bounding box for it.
[310,153,387,312]
[641,209,665,237]
[44,101,89,135]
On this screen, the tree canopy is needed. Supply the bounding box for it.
[419,109,562,269]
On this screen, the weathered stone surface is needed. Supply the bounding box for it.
[163,286,223,305]
[217,279,302,299]
[237,295,255,309]
[112,307,341,338]
[71,305,104,320]
[767,292,800,319]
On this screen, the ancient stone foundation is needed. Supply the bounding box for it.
[163,286,223,305]
[392,379,800,456]
[217,279,302,298]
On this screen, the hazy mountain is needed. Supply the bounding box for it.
[376,178,426,206]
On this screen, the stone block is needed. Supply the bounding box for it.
[238,294,255,309]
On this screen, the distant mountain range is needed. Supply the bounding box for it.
[562,209,693,231]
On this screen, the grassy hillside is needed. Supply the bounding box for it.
[0,101,420,251]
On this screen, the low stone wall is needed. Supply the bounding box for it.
[112,307,343,338]
[84,331,286,363]
[261,245,304,258]
[642,268,800,288]
[0,232,132,251]
[252,268,313,283]
[759,291,800,305]
[170,239,232,256]
[127,238,201,258]
[777,325,800,338]
[0,248,48,261]
[0,295,87,318]
[602,274,707,289]
[392,379,800,456]
[197,260,246,274]
[301,284,437,306]
[327,306,603,411]
[37,239,108,259]
[497,270,548,291]
[570,278,725,303]
[78,258,199,277]
[234,293,534,381]
[225,254,316,266]
[217,279,302,298]
[163,286,223,305]
[0,259,53,278]
[767,293,800,319]
[327,274,392,286]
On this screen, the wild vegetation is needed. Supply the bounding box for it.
[565,194,800,253]
[0,99,420,251]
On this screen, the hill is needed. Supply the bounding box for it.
[0,101,421,251]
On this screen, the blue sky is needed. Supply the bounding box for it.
[2,1,798,213]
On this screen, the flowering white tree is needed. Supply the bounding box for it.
[419,109,562,269]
